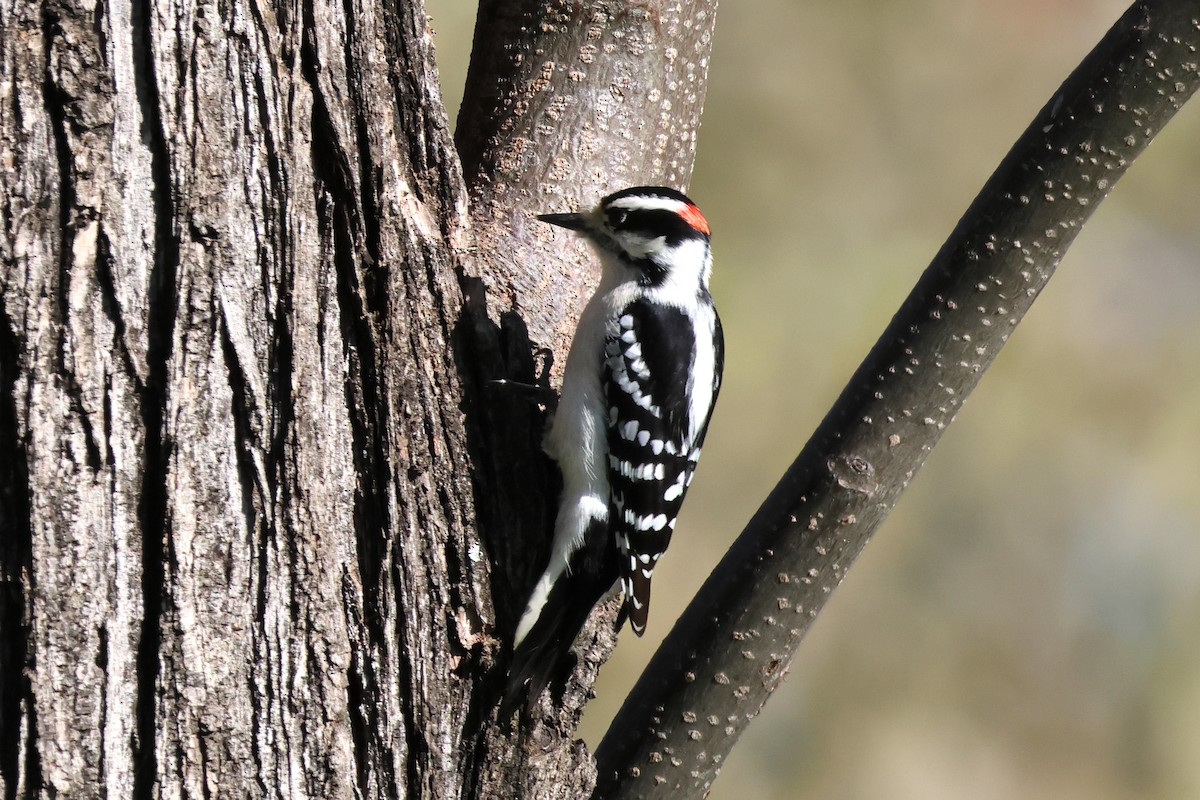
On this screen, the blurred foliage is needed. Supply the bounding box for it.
[428,1,1200,797]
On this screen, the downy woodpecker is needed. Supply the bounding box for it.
[506,186,724,707]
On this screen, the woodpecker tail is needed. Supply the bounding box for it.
[622,568,652,636]
[502,518,619,720]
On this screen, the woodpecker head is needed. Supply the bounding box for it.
[539,186,713,289]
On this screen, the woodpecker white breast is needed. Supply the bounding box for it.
[506,186,723,710]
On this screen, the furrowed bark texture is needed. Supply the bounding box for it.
[592,3,1200,797]
[2,0,152,794]
[2,0,496,795]
[452,2,716,797]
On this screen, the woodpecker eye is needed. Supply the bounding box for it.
[607,209,629,228]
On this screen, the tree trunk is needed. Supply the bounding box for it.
[1,0,714,797]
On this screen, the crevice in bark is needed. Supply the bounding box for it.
[390,573,424,796]
[17,702,40,800]
[341,569,373,799]
[217,305,267,609]
[326,196,397,798]
[338,0,382,269]
[0,297,36,800]
[307,22,404,787]
[195,722,213,800]
[388,10,452,200]
[268,251,298,648]
[130,0,177,791]
[96,622,108,789]
[265,176,296,514]
[43,5,103,474]
[95,231,145,396]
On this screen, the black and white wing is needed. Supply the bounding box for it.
[603,298,723,635]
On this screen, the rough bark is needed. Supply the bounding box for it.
[2,0,486,795]
[592,2,1200,797]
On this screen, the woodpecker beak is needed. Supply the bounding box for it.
[537,212,589,232]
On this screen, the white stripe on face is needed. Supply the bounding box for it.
[604,195,692,216]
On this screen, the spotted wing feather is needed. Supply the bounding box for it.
[603,299,721,635]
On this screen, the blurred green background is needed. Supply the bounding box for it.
[428,1,1200,797]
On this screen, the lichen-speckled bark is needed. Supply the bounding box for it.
[592,3,1200,797]
[458,0,716,348]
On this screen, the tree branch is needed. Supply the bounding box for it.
[593,2,1200,796]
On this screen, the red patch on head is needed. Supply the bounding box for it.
[679,203,711,236]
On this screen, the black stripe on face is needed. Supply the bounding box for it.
[605,207,708,247]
